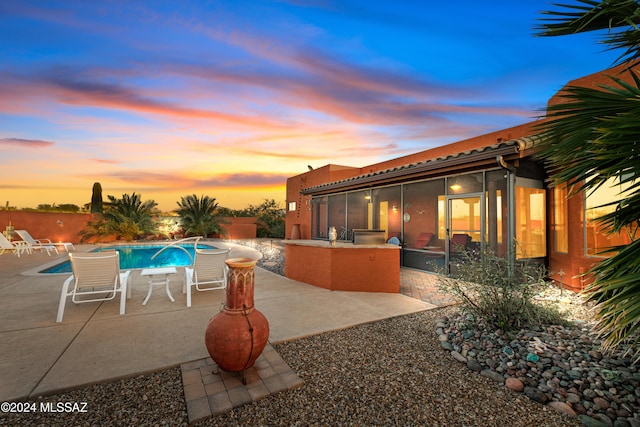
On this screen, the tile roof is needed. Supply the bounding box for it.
[301,137,537,194]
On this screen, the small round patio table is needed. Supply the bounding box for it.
[140,267,177,305]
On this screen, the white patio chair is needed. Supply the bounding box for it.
[56,251,131,322]
[14,229,59,255]
[0,233,30,257]
[183,248,230,307]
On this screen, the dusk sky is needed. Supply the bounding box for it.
[0,1,620,212]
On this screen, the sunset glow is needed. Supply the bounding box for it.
[0,1,618,211]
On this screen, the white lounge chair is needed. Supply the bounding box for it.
[183,248,230,307]
[14,229,59,255]
[56,251,131,322]
[0,233,30,257]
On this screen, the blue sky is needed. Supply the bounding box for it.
[0,1,620,211]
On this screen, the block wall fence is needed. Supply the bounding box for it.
[0,211,256,244]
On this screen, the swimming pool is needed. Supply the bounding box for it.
[39,243,218,274]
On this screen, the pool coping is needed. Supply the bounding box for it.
[21,240,262,277]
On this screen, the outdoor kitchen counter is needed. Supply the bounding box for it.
[284,240,400,293]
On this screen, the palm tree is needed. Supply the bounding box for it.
[81,193,158,241]
[535,0,640,360]
[176,194,226,237]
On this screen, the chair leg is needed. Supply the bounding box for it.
[56,276,73,322]
[187,281,192,307]
[184,269,192,307]
[119,280,127,315]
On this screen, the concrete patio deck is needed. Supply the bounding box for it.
[0,243,445,404]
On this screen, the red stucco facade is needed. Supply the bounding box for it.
[286,63,639,292]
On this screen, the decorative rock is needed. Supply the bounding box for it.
[584,388,597,400]
[578,415,610,427]
[616,408,631,418]
[594,396,611,410]
[627,418,640,427]
[467,359,483,372]
[440,341,454,351]
[573,403,588,414]
[480,369,505,384]
[437,303,639,426]
[505,377,524,392]
[613,419,631,427]
[594,413,614,427]
[547,401,577,417]
[566,392,581,404]
[523,386,548,403]
[450,351,467,363]
[567,369,582,379]
[485,358,499,369]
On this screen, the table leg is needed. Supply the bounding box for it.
[165,277,175,302]
[142,278,154,306]
[142,274,175,305]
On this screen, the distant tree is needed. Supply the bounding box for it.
[175,194,226,237]
[80,192,158,241]
[217,206,245,217]
[243,199,285,238]
[36,203,80,212]
[56,204,80,213]
[91,182,103,213]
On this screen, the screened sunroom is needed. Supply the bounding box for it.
[300,139,547,274]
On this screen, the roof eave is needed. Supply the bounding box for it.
[301,141,525,195]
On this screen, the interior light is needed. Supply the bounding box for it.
[450,184,462,191]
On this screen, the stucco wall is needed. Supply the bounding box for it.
[0,212,257,244]
[0,211,93,244]
[217,217,257,240]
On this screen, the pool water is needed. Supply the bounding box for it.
[40,243,218,274]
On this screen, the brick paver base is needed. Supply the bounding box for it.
[400,268,457,307]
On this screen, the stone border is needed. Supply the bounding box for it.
[181,343,303,423]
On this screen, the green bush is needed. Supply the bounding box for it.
[437,248,567,331]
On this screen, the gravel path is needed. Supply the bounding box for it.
[3,307,583,427]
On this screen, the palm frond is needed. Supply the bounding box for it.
[535,0,640,64]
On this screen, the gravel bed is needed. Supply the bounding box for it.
[3,241,636,426]
[207,307,580,427]
[1,367,188,426]
[3,307,583,427]
[439,291,640,427]
[229,239,286,276]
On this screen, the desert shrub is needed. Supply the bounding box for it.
[437,248,567,331]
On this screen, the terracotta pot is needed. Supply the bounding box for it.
[204,257,270,372]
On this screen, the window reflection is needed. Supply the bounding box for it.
[311,196,327,239]
[554,185,568,253]
[516,186,546,258]
[585,178,634,256]
[372,186,401,242]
